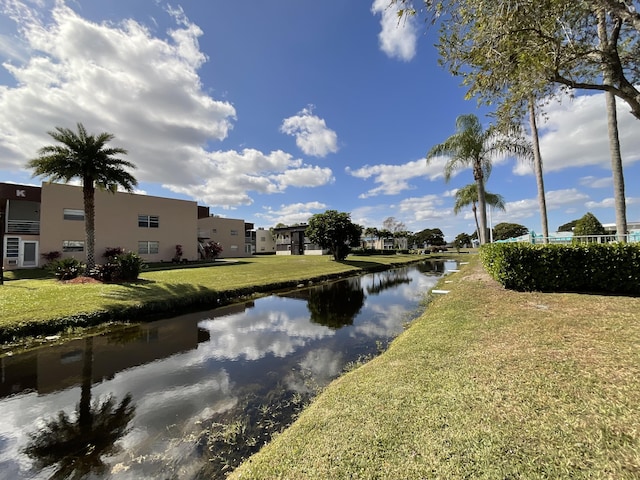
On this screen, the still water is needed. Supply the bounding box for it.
[0,260,456,480]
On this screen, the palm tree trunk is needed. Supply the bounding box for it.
[605,92,627,240]
[472,202,480,242]
[528,100,549,243]
[598,10,628,241]
[474,164,488,244]
[83,183,96,271]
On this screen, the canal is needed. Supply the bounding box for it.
[0,259,457,479]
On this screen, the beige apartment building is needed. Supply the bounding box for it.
[2,182,278,271]
[197,209,262,257]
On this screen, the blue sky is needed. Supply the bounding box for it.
[0,0,638,240]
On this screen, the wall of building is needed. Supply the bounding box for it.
[197,216,251,258]
[40,183,198,263]
[254,227,276,254]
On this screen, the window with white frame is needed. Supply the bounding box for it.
[62,240,84,252]
[138,241,159,255]
[5,237,19,258]
[138,215,159,228]
[63,209,84,221]
[230,229,238,236]
[230,245,238,251]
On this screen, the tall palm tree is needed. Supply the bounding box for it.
[427,114,531,244]
[453,184,506,242]
[27,123,137,271]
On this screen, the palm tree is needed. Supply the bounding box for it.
[453,184,506,242]
[427,114,531,244]
[27,123,137,271]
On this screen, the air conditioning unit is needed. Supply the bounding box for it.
[8,259,18,265]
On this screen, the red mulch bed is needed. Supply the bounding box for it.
[64,276,103,284]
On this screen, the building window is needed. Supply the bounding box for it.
[138,215,159,228]
[62,240,84,252]
[230,229,238,236]
[260,236,266,242]
[138,241,159,255]
[211,228,217,234]
[230,245,238,251]
[63,209,84,221]
[5,237,19,258]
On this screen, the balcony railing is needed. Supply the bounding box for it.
[7,219,40,235]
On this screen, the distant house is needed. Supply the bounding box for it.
[272,224,327,255]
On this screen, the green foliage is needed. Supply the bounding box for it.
[558,219,578,232]
[114,252,145,282]
[454,233,472,249]
[480,243,640,293]
[305,210,363,261]
[493,222,529,241]
[47,258,85,281]
[573,212,606,236]
[412,228,445,247]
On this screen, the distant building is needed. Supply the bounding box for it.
[254,227,276,254]
[197,208,254,258]
[272,224,327,255]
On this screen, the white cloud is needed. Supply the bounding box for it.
[579,175,612,188]
[162,149,333,208]
[397,194,449,223]
[0,1,333,208]
[514,91,640,175]
[371,0,418,61]
[490,188,591,225]
[280,106,339,157]
[586,196,640,209]
[347,157,448,198]
[255,201,328,226]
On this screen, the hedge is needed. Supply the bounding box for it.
[480,242,640,294]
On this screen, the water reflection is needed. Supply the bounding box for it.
[0,260,455,479]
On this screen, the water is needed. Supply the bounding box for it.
[0,260,456,479]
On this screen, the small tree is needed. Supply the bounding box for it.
[574,212,606,236]
[306,210,363,261]
[493,223,529,241]
[454,233,472,250]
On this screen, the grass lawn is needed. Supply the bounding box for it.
[0,254,423,342]
[230,255,640,479]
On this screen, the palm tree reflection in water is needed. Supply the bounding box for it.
[24,336,136,479]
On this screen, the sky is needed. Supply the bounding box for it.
[0,0,638,241]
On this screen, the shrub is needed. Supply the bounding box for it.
[204,241,223,260]
[115,251,146,282]
[480,242,640,294]
[47,257,84,281]
[103,247,125,260]
[41,251,62,264]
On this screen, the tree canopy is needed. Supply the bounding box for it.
[411,228,446,247]
[573,212,606,236]
[305,210,363,261]
[493,222,529,241]
[27,123,137,271]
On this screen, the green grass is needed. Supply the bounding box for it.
[230,256,640,479]
[0,254,422,342]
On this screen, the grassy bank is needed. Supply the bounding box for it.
[230,256,640,479]
[0,254,423,344]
